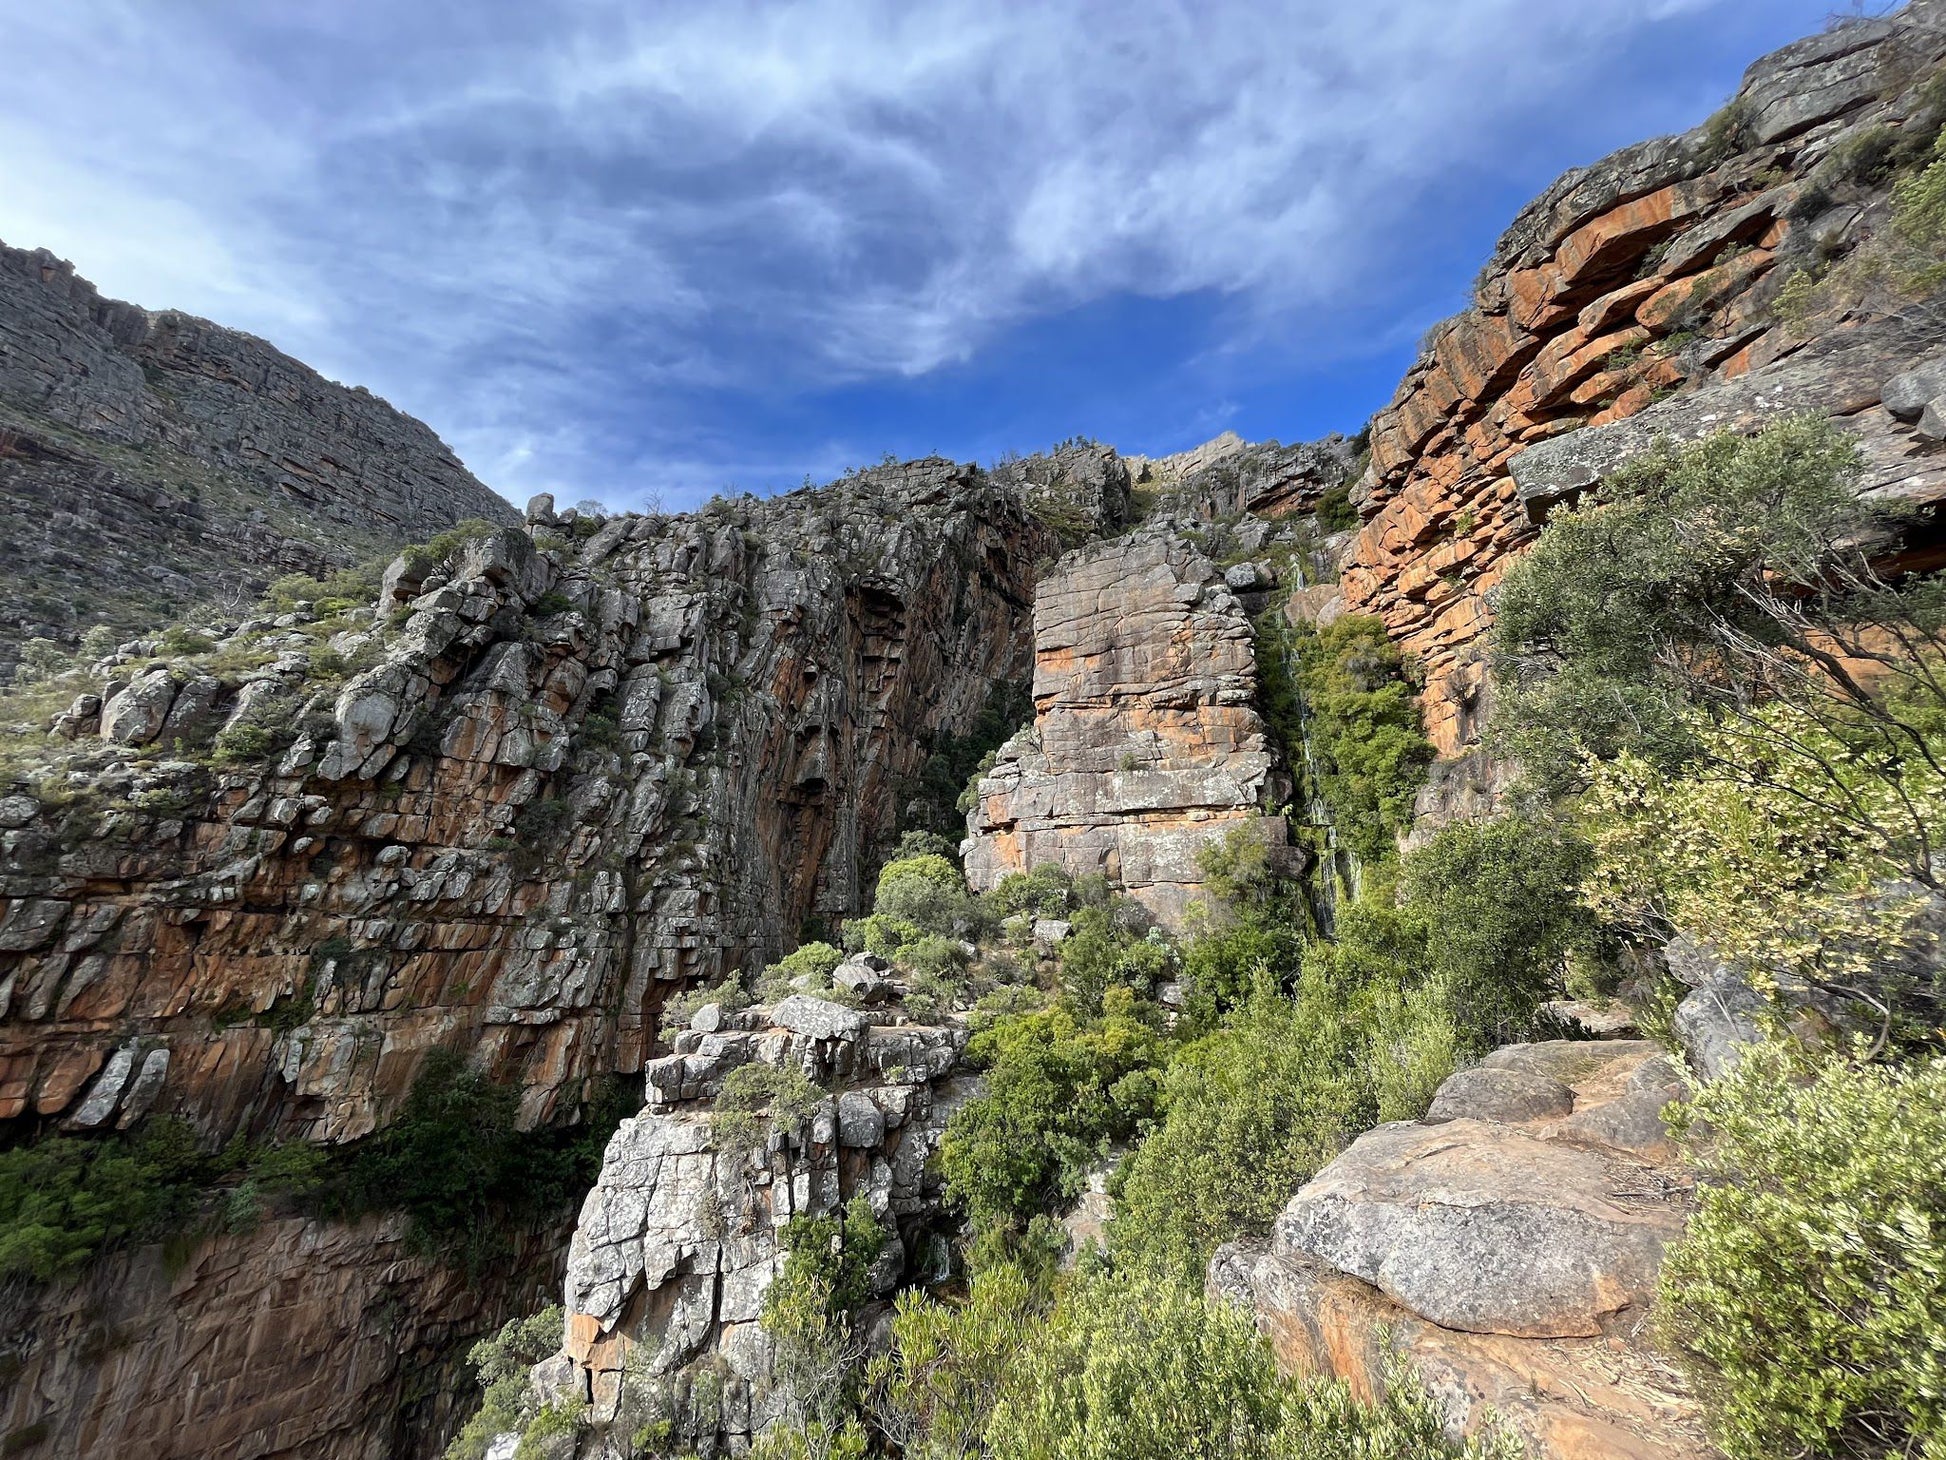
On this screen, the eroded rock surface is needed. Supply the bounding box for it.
[537,994,974,1456]
[0,241,519,669]
[1215,1039,1702,1459]
[961,530,1301,927]
[1340,6,1946,756]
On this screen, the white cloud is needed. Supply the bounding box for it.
[0,0,1830,507]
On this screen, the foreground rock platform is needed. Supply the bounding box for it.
[1214,1039,1704,1460]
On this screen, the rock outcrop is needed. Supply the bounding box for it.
[960,530,1302,928]
[529,992,973,1456]
[0,241,518,669]
[1340,6,1946,756]
[0,459,1068,1457]
[1214,1040,1701,1460]
[0,1210,567,1460]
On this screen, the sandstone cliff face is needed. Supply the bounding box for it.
[1340,5,1946,757]
[0,1212,567,1460]
[0,242,518,666]
[528,990,973,1457]
[960,530,1301,929]
[0,459,1063,1457]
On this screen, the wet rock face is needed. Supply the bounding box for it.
[0,240,519,667]
[1339,7,1946,757]
[0,461,1050,1151]
[1215,1039,1702,1459]
[541,995,975,1455]
[960,530,1302,928]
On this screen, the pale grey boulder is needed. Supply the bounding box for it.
[1274,1118,1686,1338]
[1424,1066,1575,1125]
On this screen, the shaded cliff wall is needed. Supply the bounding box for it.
[0,459,1056,1457]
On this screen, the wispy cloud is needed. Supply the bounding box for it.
[0,0,1836,509]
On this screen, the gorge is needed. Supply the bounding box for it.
[3,5,1946,1459]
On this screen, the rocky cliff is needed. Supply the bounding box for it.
[10,6,1946,1458]
[0,242,518,669]
[961,529,1302,929]
[1337,5,1946,757]
[533,985,974,1457]
[0,455,1082,1455]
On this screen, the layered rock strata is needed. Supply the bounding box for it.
[0,459,1063,1457]
[1341,5,1946,755]
[1214,1039,1700,1460]
[0,1212,566,1460]
[960,530,1301,928]
[530,992,974,1456]
[0,241,518,666]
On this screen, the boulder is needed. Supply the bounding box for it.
[1274,1118,1686,1338]
[1424,1066,1575,1125]
[99,669,177,746]
[1883,353,1946,421]
[832,958,891,1005]
[770,995,871,1042]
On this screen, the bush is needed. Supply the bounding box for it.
[444,1306,565,1460]
[1056,904,1174,1014]
[1658,1042,1946,1460]
[991,863,1076,918]
[712,1063,825,1160]
[1112,979,1366,1275]
[866,1262,1045,1458]
[1267,615,1434,864]
[940,989,1167,1240]
[0,1120,212,1281]
[1314,481,1359,535]
[328,1053,632,1267]
[985,1262,1514,1460]
[1401,811,1599,1048]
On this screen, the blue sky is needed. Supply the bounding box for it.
[1,1,1848,512]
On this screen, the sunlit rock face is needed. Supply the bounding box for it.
[1339,6,1946,759]
[961,529,1301,930]
[530,992,975,1458]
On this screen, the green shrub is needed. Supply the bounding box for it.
[1264,615,1433,864]
[1658,1042,1946,1460]
[770,941,844,984]
[1314,481,1359,535]
[0,1120,212,1281]
[1056,904,1175,1014]
[1401,811,1599,1048]
[940,989,1167,1241]
[866,1261,1046,1458]
[991,863,1076,917]
[1112,979,1366,1275]
[985,1262,1514,1460]
[712,1063,825,1159]
[444,1305,565,1460]
[768,1194,888,1326]
[1488,415,1891,792]
[327,1054,632,1267]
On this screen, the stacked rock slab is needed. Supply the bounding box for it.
[1213,1040,1702,1460]
[1339,5,1946,757]
[0,241,520,667]
[960,530,1300,929]
[532,994,974,1456]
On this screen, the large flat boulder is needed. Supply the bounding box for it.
[1274,1117,1685,1339]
